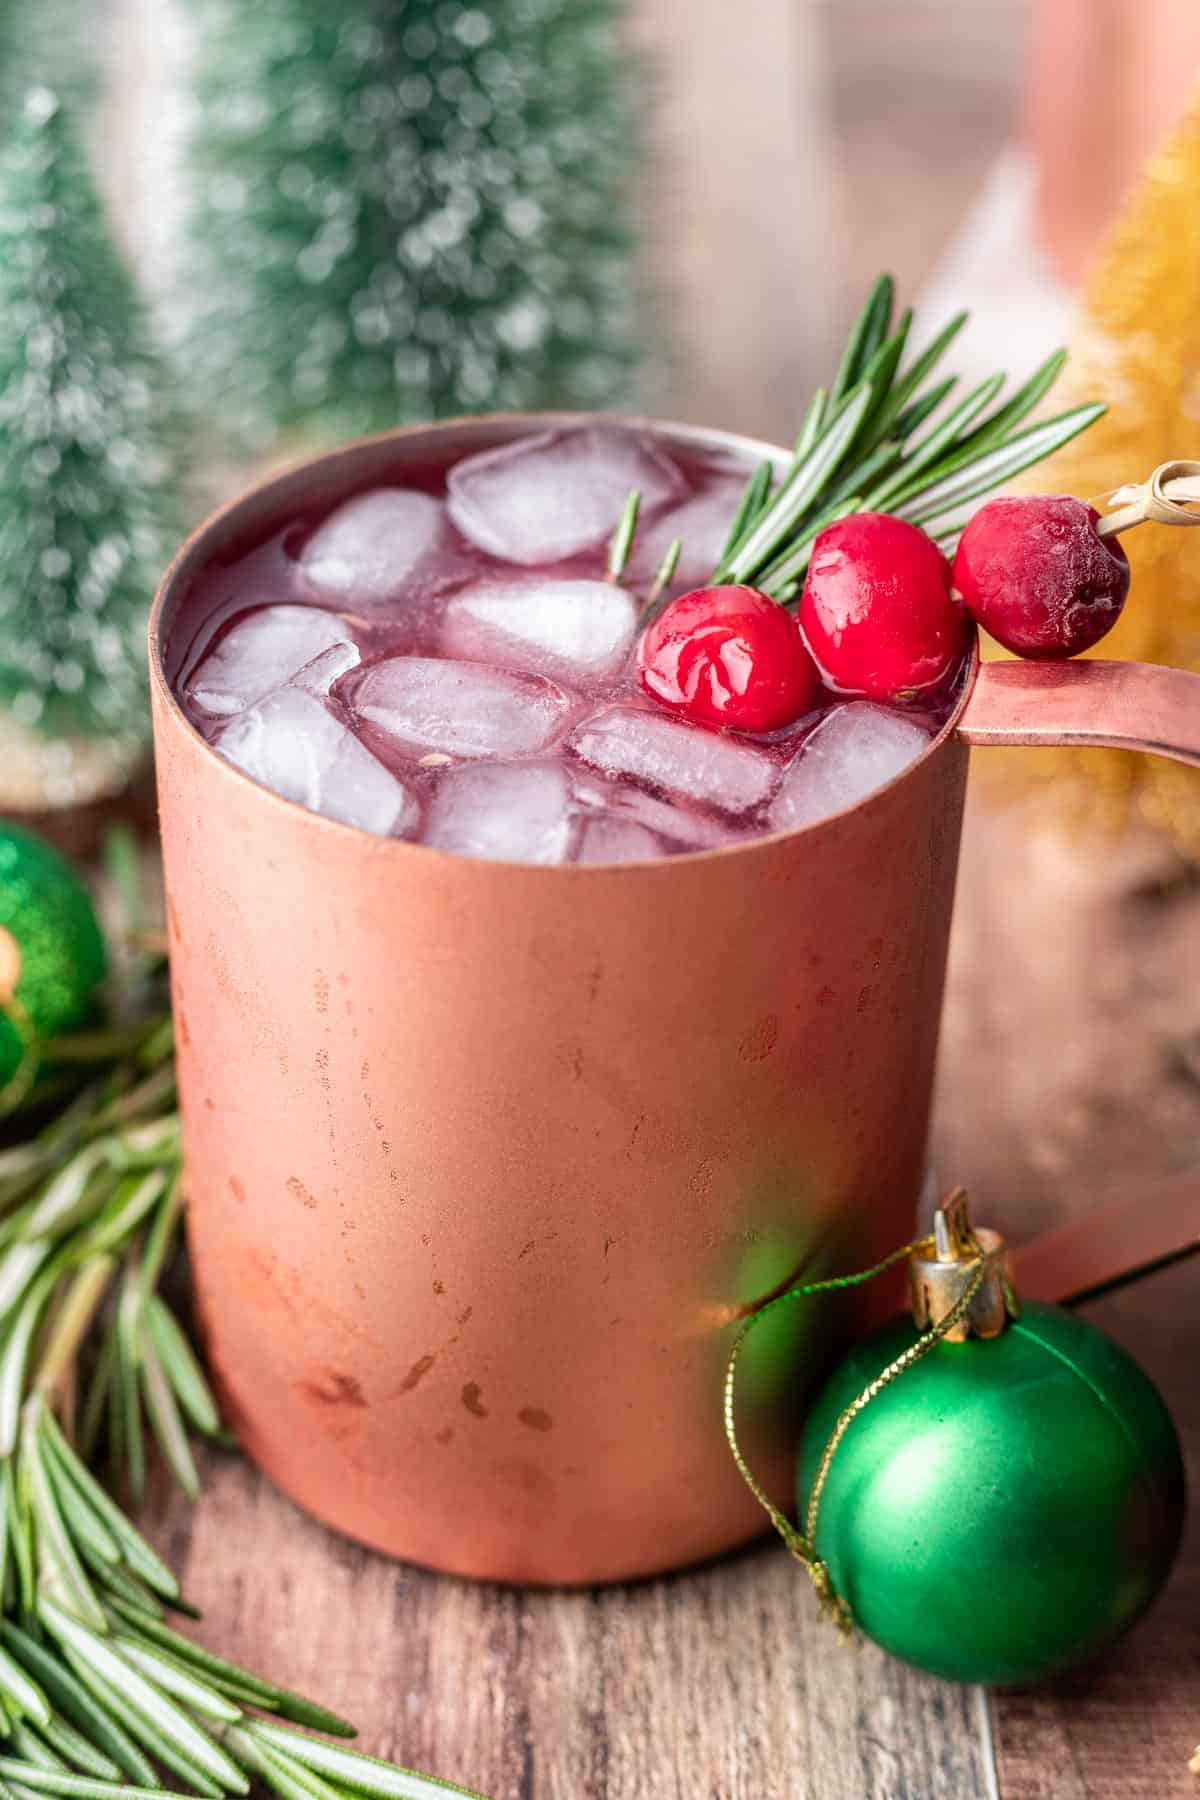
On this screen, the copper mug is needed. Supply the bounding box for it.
[149,415,1200,1586]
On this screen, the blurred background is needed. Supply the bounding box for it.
[87,0,1200,445]
[634,0,1200,442]
[633,0,1037,441]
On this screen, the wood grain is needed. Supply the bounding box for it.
[141,1451,998,1800]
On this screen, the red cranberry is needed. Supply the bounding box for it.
[638,585,821,732]
[799,512,967,700]
[953,495,1131,658]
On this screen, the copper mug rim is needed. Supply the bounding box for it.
[148,409,981,870]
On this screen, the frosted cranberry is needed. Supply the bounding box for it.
[953,495,1130,658]
[799,512,967,700]
[638,585,821,732]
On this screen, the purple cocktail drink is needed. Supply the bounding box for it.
[169,425,960,859]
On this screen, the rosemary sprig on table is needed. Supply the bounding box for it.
[613,274,1104,605]
[0,856,486,1800]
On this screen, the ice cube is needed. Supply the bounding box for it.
[185,605,358,718]
[424,762,572,864]
[343,657,572,761]
[441,578,637,682]
[631,477,750,593]
[769,703,932,831]
[568,706,779,816]
[571,771,736,851]
[293,643,362,699]
[574,815,664,865]
[213,688,417,837]
[300,489,447,602]
[446,427,687,567]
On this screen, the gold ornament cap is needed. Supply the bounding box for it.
[909,1188,1018,1341]
[0,927,20,1005]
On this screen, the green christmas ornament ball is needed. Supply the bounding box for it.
[0,823,107,1088]
[798,1291,1186,1686]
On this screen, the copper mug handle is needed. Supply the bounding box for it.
[955,656,1200,1299]
[956,657,1200,766]
[1011,1170,1200,1305]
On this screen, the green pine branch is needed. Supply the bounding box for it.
[0,873,488,1800]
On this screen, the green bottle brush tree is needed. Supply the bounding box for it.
[0,89,181,810]
[180,0,640,455]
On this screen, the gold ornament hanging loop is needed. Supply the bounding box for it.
[801,1256,988,1548]
[0,995,40,1118]
[0,927,20,1004]
[1093,459,1200,538]
[723,1198,1001,1636]
[0,928,40,1118]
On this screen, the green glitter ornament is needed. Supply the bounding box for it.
[726,1191,1186,1688]
[0,822,106,1094]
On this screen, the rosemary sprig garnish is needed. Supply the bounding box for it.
[615,275,1104,604]
[0,859,488,1800]
[606,490,640,583]
[645,537,681,610]
[723,276,1104,598]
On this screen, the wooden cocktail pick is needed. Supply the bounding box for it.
[1094,459,1200,539]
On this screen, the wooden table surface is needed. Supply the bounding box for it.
[115,0,1198,1792]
